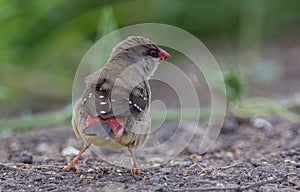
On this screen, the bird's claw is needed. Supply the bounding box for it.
[63,145,89,174]
[63,161,81,174]
[130,167,140,175]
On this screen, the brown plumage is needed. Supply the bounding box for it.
[63,36,170,174]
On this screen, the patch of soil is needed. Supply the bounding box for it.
[0,118,300,191]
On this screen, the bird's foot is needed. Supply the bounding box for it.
[130,167,140,175]
[63,145,90,174]
[63,159,81,174]
[128,147,140,175]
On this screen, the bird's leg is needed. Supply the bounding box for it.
[128,147,140,175]
[63,144,90,174]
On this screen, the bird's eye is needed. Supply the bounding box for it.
[149,49,159,58]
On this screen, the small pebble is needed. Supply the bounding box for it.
[267,177,274,181]
[61,146,80,156]
[189,154,202,161]
[250,117,273,131]
[284,159,291,163]
[80,174,86,180]
[20,151,33,164]
[86,176,95,180]
[87,168,94,173]
[216,183,224,187]
[284,159,296,164]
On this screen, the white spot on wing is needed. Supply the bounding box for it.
[88,93,93,98]
[100,110,106,114]
[99,95,104,99]
[133,103,143,112]
[100,102,107,105]
[81,98,87,105]
[128,100,133,105]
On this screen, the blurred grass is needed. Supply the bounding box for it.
[230,97,300,123]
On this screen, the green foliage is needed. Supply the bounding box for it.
[94,6,122,70]
[0,86,7,101]
[1,0,300,117]
[224,69,300,123]
[224,70,244,104]
[231,97,300,123]
[0,105,72,132]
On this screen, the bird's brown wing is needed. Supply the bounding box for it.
[128,82,150,116]
[81,83,112,118]
[81,77,150,120]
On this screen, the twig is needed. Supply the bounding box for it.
[240,177,283,190]
[196,162,246,176]
[182,163,204,176]
[217,162,246,170]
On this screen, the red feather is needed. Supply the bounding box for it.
[85,115,102,127]
[104,118,125,136]
[85,115,125,136]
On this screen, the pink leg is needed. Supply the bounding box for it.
[63,144,90,174]
[128,147,140,175]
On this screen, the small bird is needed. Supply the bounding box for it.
[63,36,170,174]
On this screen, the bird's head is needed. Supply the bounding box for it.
[108,36,170,79]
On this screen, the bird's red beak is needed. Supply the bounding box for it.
[158,48,170,61]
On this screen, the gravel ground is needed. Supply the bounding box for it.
[0,117,299,192]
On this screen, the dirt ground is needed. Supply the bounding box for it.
[0,115,299,192]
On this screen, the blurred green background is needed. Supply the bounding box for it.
[1,0,300,118]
